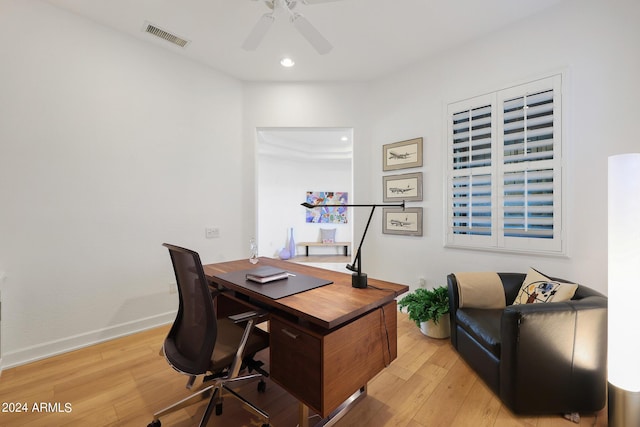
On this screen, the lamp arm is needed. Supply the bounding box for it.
[347,205,377,275]
[301,200,406,288]
[300,201,405,209]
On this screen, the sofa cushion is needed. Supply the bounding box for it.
[513,268,578,305]
[454,272,506,309]
[456,308,503,358]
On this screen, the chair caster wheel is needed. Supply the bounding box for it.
[215,402,223,416]
[257,379,267,393]
[564,412,580,423]
[148,420,161,427]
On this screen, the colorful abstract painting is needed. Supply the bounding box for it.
[305,192,348,223]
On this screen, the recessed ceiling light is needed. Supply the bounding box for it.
[341,136,349,142]
[280,57,295,68]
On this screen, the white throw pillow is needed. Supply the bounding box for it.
[320,228,336,243]
[513,268,578,305]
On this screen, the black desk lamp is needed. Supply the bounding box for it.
[301,200,405,288]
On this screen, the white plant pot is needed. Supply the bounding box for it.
[419,316,450,339]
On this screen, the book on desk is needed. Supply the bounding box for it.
[245,266,289,283]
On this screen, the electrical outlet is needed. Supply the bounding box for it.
[419,277,426,288]
[205,227,220,239]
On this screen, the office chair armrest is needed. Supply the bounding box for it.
[226,310,270,379]
[228,310,269,324]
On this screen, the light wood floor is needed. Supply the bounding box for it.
[0,312,607,427]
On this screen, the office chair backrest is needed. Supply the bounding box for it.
[162,243,218,375]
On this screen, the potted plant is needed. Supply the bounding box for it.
[398,286,450,339]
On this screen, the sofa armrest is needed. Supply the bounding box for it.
[447,274,461,347]
[447,272,525,346]
[500,296,608,414]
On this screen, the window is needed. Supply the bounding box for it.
[446,75,563,254]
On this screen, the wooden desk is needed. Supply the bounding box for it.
[204,257,408,426]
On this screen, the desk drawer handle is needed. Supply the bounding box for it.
[281,328,299,340]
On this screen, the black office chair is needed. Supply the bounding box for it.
[148,243,270,427]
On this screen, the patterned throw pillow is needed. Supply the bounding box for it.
[513,268,578,305]
[320,228,336,243]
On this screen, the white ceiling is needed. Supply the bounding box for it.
[258,128,353,160]
[44,0,564,82]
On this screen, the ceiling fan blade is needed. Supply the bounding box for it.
[291,13,332,54]
[301,0,345,4]
[242,13,275,51]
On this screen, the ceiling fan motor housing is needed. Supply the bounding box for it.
[245,0,336,54]
[263,0,298,10]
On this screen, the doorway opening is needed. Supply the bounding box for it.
[256,127,353,270]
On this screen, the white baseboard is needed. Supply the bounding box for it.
[0,310,176,371]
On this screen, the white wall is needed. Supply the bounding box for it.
[364,0,640,295]
[0,0,246,367]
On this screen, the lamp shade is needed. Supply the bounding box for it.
[608,153,640,392]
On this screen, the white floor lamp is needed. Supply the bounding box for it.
[608,153,640,426]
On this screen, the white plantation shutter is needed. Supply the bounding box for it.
[447,94,496,248]
[503,89,555,164]
[452,104,493,170]
[447,75,563,254]
[502,168,554,238]
[451,173,492,236]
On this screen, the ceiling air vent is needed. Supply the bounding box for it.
[143,22,190,48]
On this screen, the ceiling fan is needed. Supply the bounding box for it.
[242,0,344,55]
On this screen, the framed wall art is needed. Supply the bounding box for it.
[383,172,423,202]
[382,207,423,236]
[305,191,348,223]
[382,137,423,171]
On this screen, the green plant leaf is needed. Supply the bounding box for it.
[398,286,449,327]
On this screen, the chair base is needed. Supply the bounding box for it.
[148,373,269,427]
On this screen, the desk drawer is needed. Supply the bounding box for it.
[270,301,398,417]
[270,318,322,412]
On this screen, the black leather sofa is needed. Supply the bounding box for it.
[447,272,607,415]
